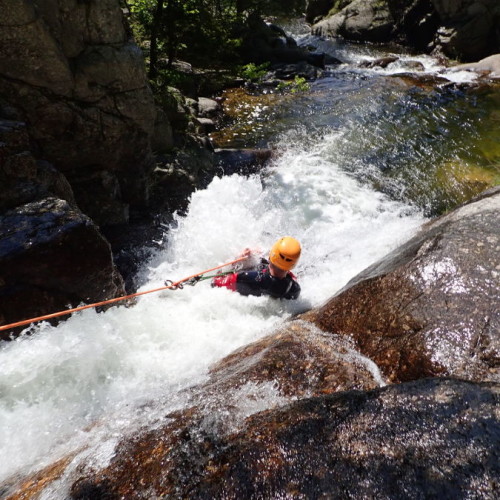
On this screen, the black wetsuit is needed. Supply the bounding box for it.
[213,259,300,300]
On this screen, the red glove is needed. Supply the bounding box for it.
[212,273,238,291]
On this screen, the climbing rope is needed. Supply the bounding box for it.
[0,256,246,333]
[183,270,234,286]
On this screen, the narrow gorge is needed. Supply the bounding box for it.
[1,1,499,498]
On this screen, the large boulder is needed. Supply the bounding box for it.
[432,0,500,62]
[311,0,396,43]
[0,117,126,335]
[0,197,125,340]
[310,0,500,62]
[209,322,382,397]
[0,0,158,226]
[54,379,500,498]
[303,187,500,383]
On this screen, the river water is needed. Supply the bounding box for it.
[1,34,498,494]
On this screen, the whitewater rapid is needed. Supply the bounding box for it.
[0,132,424,486]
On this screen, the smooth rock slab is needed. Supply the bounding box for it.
[69,378,500,499]
[303,187,500,383]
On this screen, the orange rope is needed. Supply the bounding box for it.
[0,256,246,333]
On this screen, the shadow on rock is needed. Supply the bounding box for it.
[68,379,500,499]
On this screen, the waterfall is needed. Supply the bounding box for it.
[0,127,424,483]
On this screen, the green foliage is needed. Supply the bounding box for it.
[127,0,155,43]
[240,62,270,82]
[150,68,194,95]
[126,1,309,87]
[127,0,247,73]
[276,76,310,93]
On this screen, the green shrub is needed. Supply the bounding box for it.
[240,62,270,82]
[277,75,310,93]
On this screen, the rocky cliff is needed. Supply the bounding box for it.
[0,0,157,225]
[0,0,158,335]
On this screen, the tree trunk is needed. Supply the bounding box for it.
[149,0,165,79]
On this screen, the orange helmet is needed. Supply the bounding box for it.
[269,237,301,271]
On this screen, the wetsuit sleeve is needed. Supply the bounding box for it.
[213,266,300,300]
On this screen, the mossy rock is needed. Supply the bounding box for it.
[473,111,500,163]
[327,0,354,18]
[436,160,500,205]
[154,86,190,131]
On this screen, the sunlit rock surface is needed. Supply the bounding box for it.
[0,197,124,340]
[66,379,499,498]
[303,187,500,383]
[312,0,395,44]
[452,54,500,79]
[208,321,383,397]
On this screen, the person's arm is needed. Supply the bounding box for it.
[235,248,263,271]
[212,248,260,291]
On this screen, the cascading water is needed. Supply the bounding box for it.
[0,131,423,488]
[2,34,497,494]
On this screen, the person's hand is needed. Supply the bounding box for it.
[239,248,253,259]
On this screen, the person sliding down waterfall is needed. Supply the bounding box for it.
[212,237,301,300]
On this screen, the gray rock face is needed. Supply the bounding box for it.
[310,0,500,61]
[432,0,500,61]
[304,187,500,383]
[0,0,157,226]
[197,97,221,118]
[0,1,155,332]
[0,197,125,340]
[0,119,76,212]
[312,0,395,43]
[306,0,352,25]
